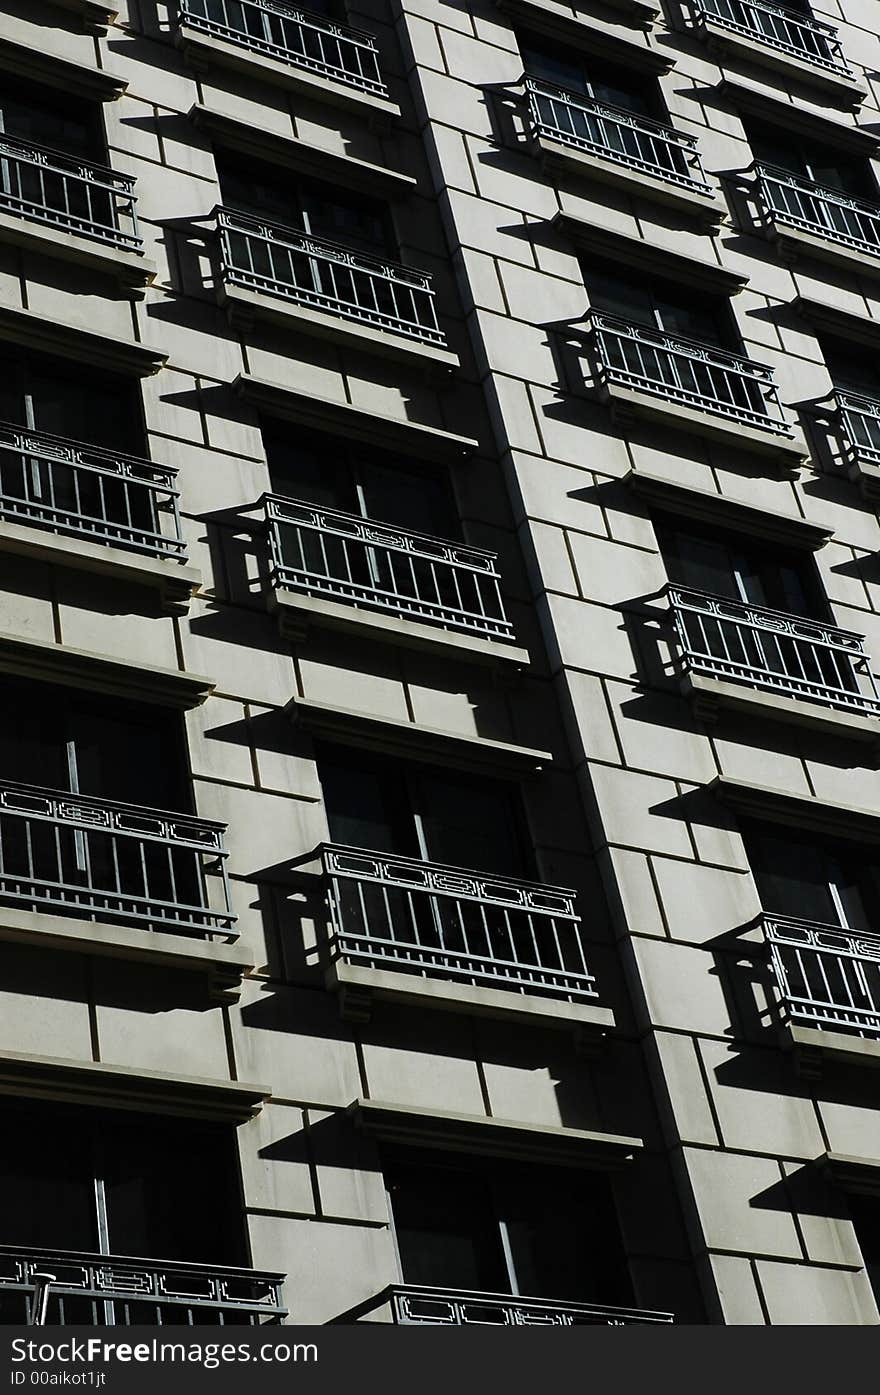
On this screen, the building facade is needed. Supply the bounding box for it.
[0,0,878,1328]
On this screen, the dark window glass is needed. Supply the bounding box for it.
[0,677,190,811]
[0,1108,98,1252]
[217,154,392,257]
[586,263,733,349]
[745,823,880,932]
[850,1195,880,1305]
[745,121,874,198]
[0,346,143,454]
[317,746,527,876]
[520,36,657,118]
[0,79,102,161]
[822,336,880,396]
[656,517,824,618]
[386,1152,633,1306]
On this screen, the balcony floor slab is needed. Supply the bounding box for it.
[0,206,153,295]
[766,219,880,280]
[681,670,880,757]
[535,134,722,227]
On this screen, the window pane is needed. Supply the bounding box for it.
[319,752,418,856]
[387,1160,507,1292]
[746,827,840,925]
[0,1105,97,1251]
[416,773,525,875]
[850,1195,880,1305]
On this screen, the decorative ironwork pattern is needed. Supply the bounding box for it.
[837,388,880,468]
[0,780,235,938]
[178,0,388,96]
[589,311,793,436]
[766,914,880,1039]
[0,420,186,559]
[0,1246,286,1326]
[687,0,851,75]
[217,208,444,347]
[755,164,880,260]
[265,494,514,641]
[669,585,880,716]
[525,77,713,195]
[0,132,141,251]
[385,1286,673,1326]
[323,844,599,1003]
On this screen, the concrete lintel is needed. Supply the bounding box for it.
[287,694,551,774]
[626,468,830,551]
[0,630,214,710]
[348,1097,640,1168]
[711,774,880,844]
[0,1049,270,1121]
[718,79,880,156]
[50,0,118,31]
[329,959,614,1037]
[496,0,669,67]
[219,282,459,376]
[270,588,528,670]
[0,35,127,101]
[0,519,200,613]
[554,212,747,295]
[0,304,166,378]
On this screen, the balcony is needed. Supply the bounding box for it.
[177,0,397,115]
[670,584,880,739]
[588,311,801,459]
[333,1285,673,1326]
[766,914,880,1046]
[0,133,151,290]
[0,780,235,941]
[686,0,862,106]
[0,1245,285,1325]
[835,388,880,499]
[754,164,880,275]
[321,843,614,1033]
[265,494,521,659]
[217,208,456,369]
[525,77,720,225]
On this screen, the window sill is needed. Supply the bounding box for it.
[693,19,866,110]
[270,586,528,669]
[329,960,616,1041]
[597,378,807,467]
[219,281,459,377]
[176,24,401,124]
[0,519,199,613]
[0,207,154,296]
[681,670,880,758]
[0,904,250,1002]
[535,135,722,230]
[765,218,880,280]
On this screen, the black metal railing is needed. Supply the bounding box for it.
[178,0,388,97]
[0,1246,286,1326]
[755,164,880,260]
[687,0,852,76]
[525,77,713,196]
[0,781,235,939]
[0,132,141,251]
[766,914,880,1039]
[323,844,599,1004]
[265,495,514,642]
[589,311,793,437]
[218,208,444,347]
[334,1285,674,1326]
[0,421,186,560]
[837,388,880,469]
[669,585,880,716]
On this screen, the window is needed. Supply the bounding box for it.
[318,746,528,877]
[0,345,144,455]
[264,423,460,541]
[656,517,825,619]
[745,121,875,199]
[849,1195,880,1305]
[586,261,736,349]
[0,676,190,813]
[746,823,880,933]
[821,336,880,397]
[0,78,104,164]
[216,153,393,258]
[386,1150,633,1307]
[520,35,660,120]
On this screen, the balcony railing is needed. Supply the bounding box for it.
[589,311,793,437]
[755,164,880,261]
[525,77,713,197]
[323,844,599,1004]
[0,421,186,560]
[218,208,444,347]
[669,585,880,716]
[178,0,388,98]
[0,1246,286,1326]
[836,388,880,468]
[0,132,141,252]
[265,494,514,642]
[687,0,852,76]
[0,780,235,939]
[766,914,880,1039]
[335,1285,674,1326]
